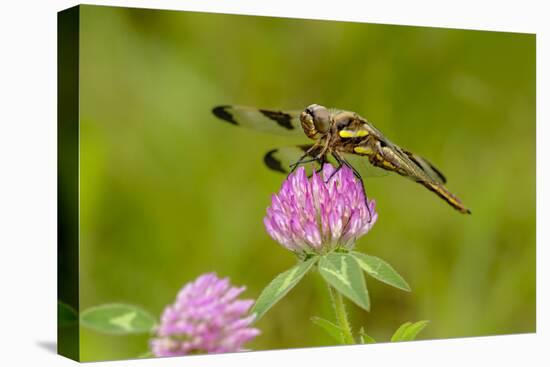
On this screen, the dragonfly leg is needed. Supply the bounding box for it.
[289,137,331,175]
[316,133,332,159]
[315,156,327,174]
[332,152,374,223]
[296,156,327,178]
[324,162,342,182]
[289,156,317,171]
[289,144,322,173]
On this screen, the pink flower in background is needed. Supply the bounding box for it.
[264,163,377,256]
[151,273,260,357]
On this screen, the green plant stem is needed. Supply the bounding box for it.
[328,284,355,344]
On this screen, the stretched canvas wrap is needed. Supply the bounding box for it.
[58,4,536,362]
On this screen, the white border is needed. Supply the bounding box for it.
[0,0,546,366]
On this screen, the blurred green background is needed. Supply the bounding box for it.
[77,5,535,361]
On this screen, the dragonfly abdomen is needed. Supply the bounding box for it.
[421,181,471,214]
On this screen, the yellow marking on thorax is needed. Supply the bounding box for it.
[353,146,373,155]
[339,129,369,138]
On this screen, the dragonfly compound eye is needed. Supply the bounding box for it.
[306,104,330,134]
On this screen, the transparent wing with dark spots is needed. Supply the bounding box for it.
[402,150,447,184]
[353,114,441,181]
[264,146,390,179]
[264,145,320,175]
[212,105,304,136]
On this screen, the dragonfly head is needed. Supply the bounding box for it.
[300,104,330,139]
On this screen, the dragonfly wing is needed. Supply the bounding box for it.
[402,150,447,184]
[212,105,304,136]
[264,145,318,174]
[265,147,387,178]
[264,146,390,179]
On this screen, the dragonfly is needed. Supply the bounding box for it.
[212,104,471,214]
